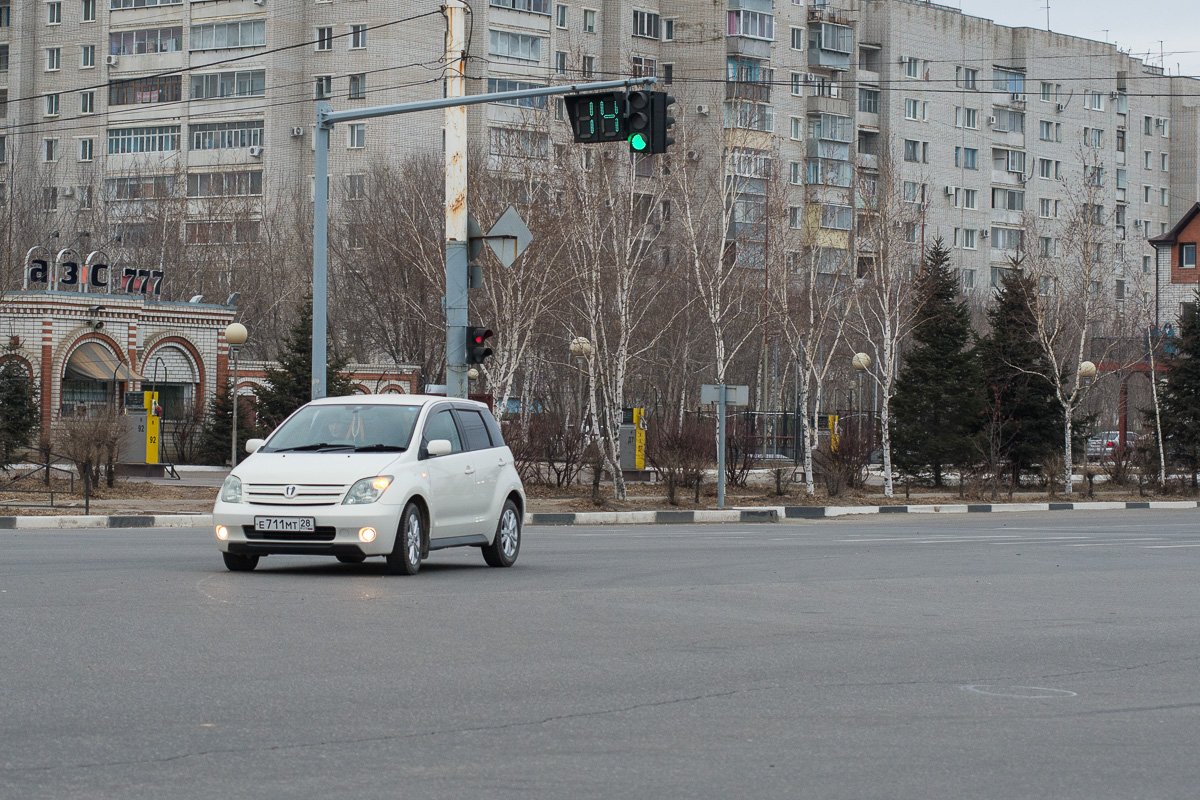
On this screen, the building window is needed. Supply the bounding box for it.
[348,73,366,99]
[486,77,547,107]
[727,9,774,41]
[954,146,978,170]
[108,27,182,55]
[1181,244,1197,269]
[1083,126,1103,147]
[44,138,60,162]
[79,138,94,162]
[1038,120,1061,142]
[554,51,567,74]
[107,125,181,154]
[185,221,261,246]
[583,9,596,33]
[489,0,551,11]
[0,45,7,71]
[633,10,660,39]
[314,75,332,99]
[81,45,95,68]
[346,173,367,201]
[191,70,266,100]
[954,106,977,129]
[0,0,10,27]
[582,55,595,77]
[45,94,60,117]
[316,27,334,51]
[902,57,920,78]
[109,0,182,7]
[1162,153,1170,171]
[903,139,928,163]
[109,75,181,106]
[555,4,567,27]
[631,55,657,77]
[83,0,96,22]
[955,66,978,89]
[48,2,62,24]
[189,121,263,150]
[489,29,544,61]
[80,91,95,114]
[191,21,266,51]
[904,98,927,121]
[820,204,853,230]
[1083,90,1104,111]
[992,67,1025,93]
[349,24,367,49]
[44,187,58,212]
[187,170,263,198]
[790,27,804,50]
[47,48,61,71]
[348,123,366,149]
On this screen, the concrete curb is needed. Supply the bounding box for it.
[0,501,1196,530]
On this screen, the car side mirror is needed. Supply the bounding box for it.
[426,439,452,457]
[245,438,265,455]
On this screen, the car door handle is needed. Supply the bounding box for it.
[464,466,476,475]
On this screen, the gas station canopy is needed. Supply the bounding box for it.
[65,342,145,383]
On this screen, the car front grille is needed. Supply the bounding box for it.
[243,525,337,542]
[246,483,346,506]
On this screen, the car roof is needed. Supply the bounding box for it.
[306,394,488,411]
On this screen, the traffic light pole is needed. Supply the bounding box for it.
[309,30,654,401]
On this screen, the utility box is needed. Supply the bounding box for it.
[119,391,161,468]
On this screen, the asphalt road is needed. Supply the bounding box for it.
[2,511,1199,800]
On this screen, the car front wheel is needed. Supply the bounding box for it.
[482,499,521,568]
[222,551,259,572]
[387,503,423,575]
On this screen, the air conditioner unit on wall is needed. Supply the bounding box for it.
[248,145,263,158]
[105,55,118,66]
[987,115,997,126]
[944,185,954,197]
[291,126,304,137]
[696,104,709,115]
[1055,102,1065,112]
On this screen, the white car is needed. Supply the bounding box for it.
[212,395,524,575]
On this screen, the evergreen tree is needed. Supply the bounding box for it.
[255,292,353,433]
[891,237,983,486]
[0,356,39,470]
[976,267,1062,489]
[1159,293,1200,484]
[195,380,255,466]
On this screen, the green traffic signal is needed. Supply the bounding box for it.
[628,132,649,152]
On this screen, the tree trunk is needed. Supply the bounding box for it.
[880,398,894,498]
[800,374,816,497]
[1062,410,1075,495]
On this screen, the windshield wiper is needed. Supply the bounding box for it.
[354,444,406,452]
[270,443,355,452]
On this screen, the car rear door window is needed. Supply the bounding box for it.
[456,409,494,451]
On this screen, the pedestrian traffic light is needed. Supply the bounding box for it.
[564,91,627,144]
[649,92,676,154]
[466,326,494,365]
[625,90,653,153]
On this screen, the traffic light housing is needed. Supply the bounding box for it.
[650,92,675,154]
[466,326,494,365]
[625,90,653,153]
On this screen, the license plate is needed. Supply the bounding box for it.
[254,516,316,533]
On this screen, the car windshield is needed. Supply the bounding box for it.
[261,404,421,453]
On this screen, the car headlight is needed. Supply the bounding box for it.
[343,475,394,505]
[219,475,243,503]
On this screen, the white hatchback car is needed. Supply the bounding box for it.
[212,395,525,575]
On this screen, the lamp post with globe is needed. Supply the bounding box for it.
[569,336,594,433]
[852,352,872,453]
[1078,360,1097,496]
[225,322,248,467]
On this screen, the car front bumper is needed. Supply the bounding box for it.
[212,501,402,557]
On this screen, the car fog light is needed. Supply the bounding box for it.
[215,525,229,541]
[358,527,377,543]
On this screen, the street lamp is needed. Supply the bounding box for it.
[467,367,479,382]
[1078,360,1097,495]
[569,336,593,433]
[225,322,248,468]
[852,352,871,452]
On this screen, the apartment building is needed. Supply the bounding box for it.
[2,0,1199,303]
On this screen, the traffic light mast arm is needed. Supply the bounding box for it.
[316,77,657,129]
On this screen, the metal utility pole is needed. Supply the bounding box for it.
[444,0,470,398]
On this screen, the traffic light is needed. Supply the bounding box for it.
[564,92,627,144]
[466,326,494,365]
[649,92,676,154]
[625,90,653,153]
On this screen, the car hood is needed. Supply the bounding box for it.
[232,452,405,485]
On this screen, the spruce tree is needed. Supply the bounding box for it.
[255,292,353,433]
[976,267,1062,489]
[1159,293,1200,483]
[195,380,255,466]
[891,237,983,486]
[0,356,39,471]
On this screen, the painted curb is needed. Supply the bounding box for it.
[0,501,1195,530]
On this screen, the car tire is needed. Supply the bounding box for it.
[482,499,521,568]
[336,554,366,564]
[222,551,259,572]
[386,503,423,576]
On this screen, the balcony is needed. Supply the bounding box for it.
[725,80,771,104]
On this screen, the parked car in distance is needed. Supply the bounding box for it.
[1086,430,1138,459]
[212,395,525,575]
